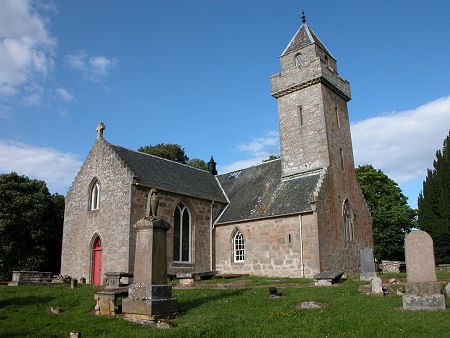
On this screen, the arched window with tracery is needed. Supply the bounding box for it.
[173,203,191,262]
[233,230,244,262]
[343,199,354,241]
[90,179,100,210]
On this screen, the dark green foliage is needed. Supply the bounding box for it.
[0,173,64,280]
[355,165,416,261]
[138,143,189,163]
[418,133,450,264]
[186,158,207,170]
[262,155,281,162]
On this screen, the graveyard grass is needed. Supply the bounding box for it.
[1,274,449,337]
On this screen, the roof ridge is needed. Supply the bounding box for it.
[109,143,211,174]
[218,158,281,176]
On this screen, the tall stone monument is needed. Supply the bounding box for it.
[402,230,445,310]
[122,190,177,320]
[360,247,378,281]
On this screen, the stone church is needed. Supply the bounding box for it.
[61,17,373,285]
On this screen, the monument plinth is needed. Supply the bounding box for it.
[122,215,178,320]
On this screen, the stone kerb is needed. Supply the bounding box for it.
[405,230,436,284]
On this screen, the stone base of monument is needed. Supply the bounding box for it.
[402,295,446,310]
[360,272,378,281]
[122,283,178,320]
[402,282,446,310]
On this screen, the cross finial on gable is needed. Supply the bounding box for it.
[301,10,306,24]
[96,122,106,139]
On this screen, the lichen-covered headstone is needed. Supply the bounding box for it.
[402,230,445,310]
[371,277,383,295]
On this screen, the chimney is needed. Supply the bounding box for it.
[207,156,217,175]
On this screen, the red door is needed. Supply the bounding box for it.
[93,237,102,285]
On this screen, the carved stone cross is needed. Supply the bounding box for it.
[96,122,106,139]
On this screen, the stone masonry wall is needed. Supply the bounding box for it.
[130,185,226,276]
[215,213,320,278]
[315,85,374,274]
[276,82,329,178]
[61,139,135,283]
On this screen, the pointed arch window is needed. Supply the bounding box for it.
[173,203,191,262]
[233,230,244,262]
[90,180,100,210]
[343,199,354,242]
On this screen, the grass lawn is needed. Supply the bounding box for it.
[0,275,449,337]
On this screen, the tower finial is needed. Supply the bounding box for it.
[301,10,306,24]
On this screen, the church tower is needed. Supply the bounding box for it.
[270,13,354,179]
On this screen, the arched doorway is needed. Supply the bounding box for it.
[92,237,102,285]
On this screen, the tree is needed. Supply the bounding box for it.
[138,143,189,163]
[186,158,207,170]
[262,155,281,162]
[0,173,64,280]
[418,133,449,264]
[355,165,416,261]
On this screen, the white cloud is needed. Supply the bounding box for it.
[56,87,74,101]
[0,0,55,100]
[219,130,280,173]
[0,140,82,194]
[351,95,450,184]
[66,51,117,82]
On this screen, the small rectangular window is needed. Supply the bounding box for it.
[335,105,340,129]
[298,106,303,126]
[340,148,344,171]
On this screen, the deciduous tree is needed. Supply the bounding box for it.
[355,165,416,261]
[138,143,189,163]
[0,173,64,280]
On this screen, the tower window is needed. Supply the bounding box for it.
[173,203,191,262]
[340,148,344,171]
[297,106,304,126]
[343,199,354,241]
[324,55,329,66]
[233,230,244,262]
[90,180,100,210]
[295,53,303,67]
[335,105,340,129]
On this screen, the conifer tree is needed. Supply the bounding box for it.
[418,133,450,264]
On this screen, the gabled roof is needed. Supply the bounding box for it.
[108,143,228,203]
[216,159,320,224]
[281,23,334,58]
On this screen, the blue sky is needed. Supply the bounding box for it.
[0,0,449,208]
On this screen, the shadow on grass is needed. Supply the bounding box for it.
[0,295,54,309]
[178,289,247,313]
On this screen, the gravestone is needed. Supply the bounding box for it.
[360,247,378,281]
[371,277,383,295]
[402,230,445,310]
[122,210,177,321]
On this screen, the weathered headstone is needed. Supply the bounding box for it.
[444,283,450,298]
[371,277,383,295]
[360,247,378,281]
[402,230,445,310]
[122,210,177,321]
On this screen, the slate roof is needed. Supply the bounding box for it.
[109,143,228,203]
[216,159,320,224]
[282,23,334,58]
